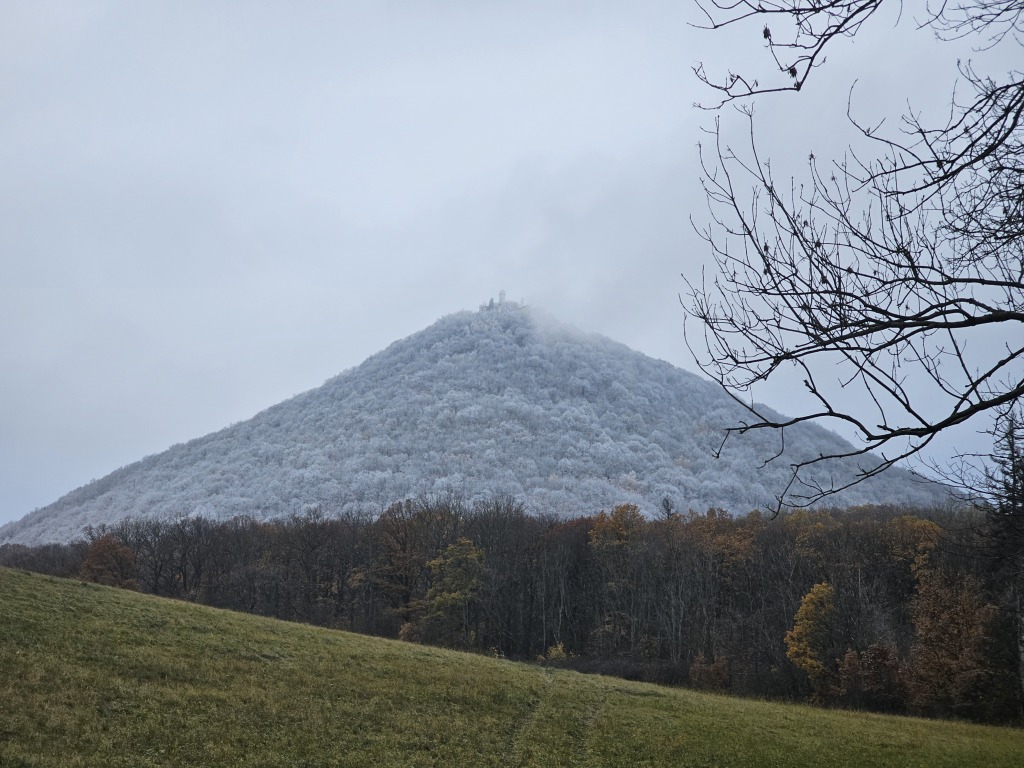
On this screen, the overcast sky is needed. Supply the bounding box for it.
[0,1,1010,527]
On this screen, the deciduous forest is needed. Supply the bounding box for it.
[4,497,1020,725]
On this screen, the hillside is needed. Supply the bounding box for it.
[1,567,1021,767]
[0,300,947,545]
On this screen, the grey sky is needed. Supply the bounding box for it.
[0,1,1007,526]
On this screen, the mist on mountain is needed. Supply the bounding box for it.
[0,300,947,545]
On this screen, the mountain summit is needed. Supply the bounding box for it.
[1,301,945,544]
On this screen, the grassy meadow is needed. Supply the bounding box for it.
[1,566,1022,767]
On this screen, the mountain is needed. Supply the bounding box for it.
[0,300,947,545]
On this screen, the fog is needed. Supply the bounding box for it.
[0,1,1008,525]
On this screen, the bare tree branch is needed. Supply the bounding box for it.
[688,2,1024,509]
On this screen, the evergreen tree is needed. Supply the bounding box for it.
[984,409,1024,715]
[985,410,1024,558]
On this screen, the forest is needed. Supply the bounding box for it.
[3,496,1021,726]
[1,302,948,548]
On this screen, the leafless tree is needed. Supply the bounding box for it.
[685,1,1024,507]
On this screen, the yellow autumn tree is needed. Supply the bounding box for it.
[786,582,839,702]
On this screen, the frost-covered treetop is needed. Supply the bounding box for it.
[0,303,948,545]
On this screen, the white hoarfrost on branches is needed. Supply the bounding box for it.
[0,302,945,545]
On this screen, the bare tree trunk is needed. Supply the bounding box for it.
[1017,567,1024,717]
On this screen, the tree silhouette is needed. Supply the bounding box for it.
[982,410,1024,711]
[686,1,1024,508]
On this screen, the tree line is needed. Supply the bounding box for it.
[2,496,1020,725]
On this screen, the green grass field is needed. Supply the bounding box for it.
[1,567,1022,767]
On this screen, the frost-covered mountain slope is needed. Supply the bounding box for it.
[1,301,947,545]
